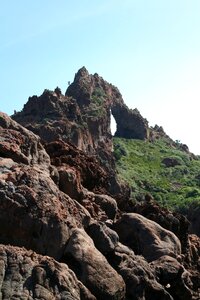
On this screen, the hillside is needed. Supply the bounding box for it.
[114,136,200,212]
[0,67,200,299]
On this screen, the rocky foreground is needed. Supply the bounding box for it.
[0,68,200,299]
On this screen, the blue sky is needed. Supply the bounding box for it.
[1,0,200,154]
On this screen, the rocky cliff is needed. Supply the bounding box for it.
[0,68,199,299]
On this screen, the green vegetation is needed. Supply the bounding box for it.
[113,137,200,212]
[88,88,106,118]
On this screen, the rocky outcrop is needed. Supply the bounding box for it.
[63,228,125,300]
[107,243,173,300]
[0,162,90,260]
[44,140,130,207]
[114,213,181,262]
[131,199,189,254]
[0,113,90,260]
[0,244,95,300]
[13,67,149,166]
[0,67,198,299]
[150,256,193,300]
[0,112,50,168]
[66,67,149,140]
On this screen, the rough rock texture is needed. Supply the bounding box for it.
[0,113,90,260]
[150,256,194,300]
[86,221,119,254]
[0,244,95,300]
[114,213,181,262]
[0,112,50,168]
[107,243,173,300]
[187,205,200,237]
[63,228,125,300]
[0,67,199,299]
[131,199,189,254]
[66,67,149,141]
[12,67,147,204]
[0,162,89,260]
[44,140,130,207]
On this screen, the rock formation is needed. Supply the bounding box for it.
[0,67,199,299]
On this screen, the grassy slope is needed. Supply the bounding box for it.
[113,137,200,212]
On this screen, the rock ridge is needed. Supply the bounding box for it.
[0,67,199,298]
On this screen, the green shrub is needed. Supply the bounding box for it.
[113,137,200,211]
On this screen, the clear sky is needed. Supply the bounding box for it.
[1,1,200,154]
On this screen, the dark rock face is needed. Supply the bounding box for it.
[0,244,96,300]
[0,112,50,167]
[131,200,190,254]
[112,106,149,139]
[187,206,200,237]
[114,213,181,262]
[63,228,126,300]
[150,256,193,300]
[107,243,173,300]
[0,67,199,299]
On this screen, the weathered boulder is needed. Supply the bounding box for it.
[150,256,194,300]
[93,194,118,220]
[0,160,90,260]
[0,112,50,168]
[0,244,96,300]
[132,199,189,253]
[107,243,173,300]
[114,213,181,262]
[64,228,126,300]
[86,221,119,254]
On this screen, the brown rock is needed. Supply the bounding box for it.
[0,244,95,300]
[107,243,173,300]
[86,221,119,254]
[114,213,181,262]
[0,162,90,260]
[150,256,193,300]
[132,199,189,254]
[64,228,126,300]
[0,112,50,168]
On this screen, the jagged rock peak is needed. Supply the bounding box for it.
[74,66,90,80]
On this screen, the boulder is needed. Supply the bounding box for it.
[0,162,90,260]
[132,199,189,253]
[0,244,95,300]
[107,243,173,300]
[150,256,193,300]
[0,112,50,168]
[64,228,125,300]
[94,194,118,220]
[114,213,181,262]
[86,221,119,254]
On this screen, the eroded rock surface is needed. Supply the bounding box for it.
[114,213,181,262]
[0,244,95,300]
[64,228,125,300]
[0,112,50,167]
[0,67,199,299]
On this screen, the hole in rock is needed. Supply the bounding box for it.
[110,113,116,136]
